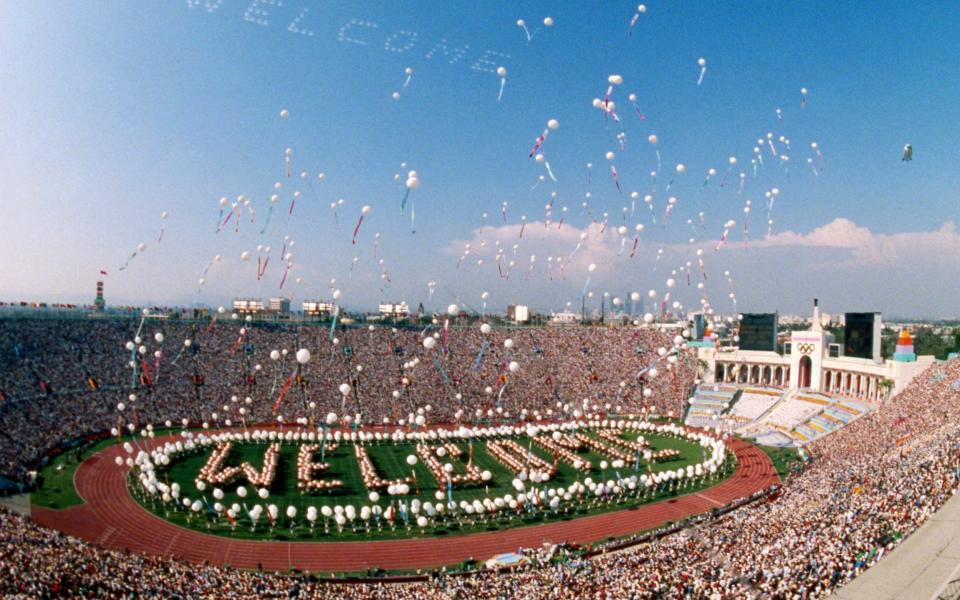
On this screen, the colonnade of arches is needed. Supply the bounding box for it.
[712,362,886,401]
[821,369,884,401]
[714,363,789,387]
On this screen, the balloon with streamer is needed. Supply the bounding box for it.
[278,251,294,290]
[630,223,645,257]
[700,168,717,191]
[215,197,229,233]
[257,245,271,280]
[743,200,752,248]
[156,211,169,243]
[607,152,622,193]
[902,144,912,162]
[616,226,629,256]
[516,18,532,42]
[302,170,325,203]
[528,127,550,157]
[226,197,242,233]
[534,154,557,182]
[647,134,661,176]
[715,219,736,251]
[663,196,678,223]
[628,93,646,121]
[496,66,507,103]
[665,163,685,194]
[800,87,808,109]
[288,190,301,216]
[118,243,147,272]
[604,74,623,115]
[242,196,255,224]
[261,194,279,234]
[628,4,647,35]
[811,142,825,171]
[512,17,550,42]
[403,67,413,88]
[696,57,707,86]
[330,198,345,229]
[582,263,597,298]
[196,254,222,294]
[570,231,588,258]
[720,156,737,187]
[400,171,420,232]
[644,194,656,224]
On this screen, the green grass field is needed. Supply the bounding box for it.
[32,438,118,509]
[131,429,734,541]
[758,445,802,478]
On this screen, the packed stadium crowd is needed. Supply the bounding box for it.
[2,315,960,598]
[0,316,691,484]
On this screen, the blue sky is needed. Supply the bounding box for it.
[0,1,958,317]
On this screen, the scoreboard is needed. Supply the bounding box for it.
[738,313,778,352]
[844,312,880,360]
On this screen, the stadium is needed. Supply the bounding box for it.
[3,2,959,599]
[0,304,957,598]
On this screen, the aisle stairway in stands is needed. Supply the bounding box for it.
[686,384,875,448]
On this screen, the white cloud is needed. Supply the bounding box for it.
[747,218,960,268]
[438,217,960,317]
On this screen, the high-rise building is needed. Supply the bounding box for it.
[268,297,291,314]
[844,312,882,362]
[507,304,530,323]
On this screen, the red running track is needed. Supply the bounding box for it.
[32,436,778,573]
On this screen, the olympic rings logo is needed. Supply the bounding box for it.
[796,343,815,355]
